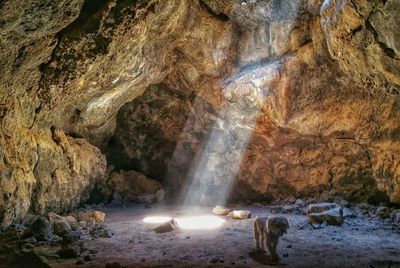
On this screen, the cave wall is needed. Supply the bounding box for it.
[0,0,399,226]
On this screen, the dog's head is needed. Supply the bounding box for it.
[267,217,289,236]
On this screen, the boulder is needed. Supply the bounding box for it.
[212,206,231,216]
[30,217,54,241]
[53,219,72,236]
[308,207,344,226]
[307,203,337,214]
[232,210,251,219]
[77,211,106,224]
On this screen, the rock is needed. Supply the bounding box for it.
[53,219,72,236]
[392,210,400,225]
[84,255,92,262]
[339,200,350,207]
[62,231,81,245]
[78,211,106,224]
[232,210,251,219]
[376,206,391,219]
[10,251,51,268]
[343,208,356,219]
[57,245,81,259]
[308,207,344,226]
[30,217,54,241]
[47,212,64,224]
[282,204,302,214]
[295,199,306,206]
[212,206,231,216]
[63,215,80,231]
[153,220,177,233]
[307,203,338,215]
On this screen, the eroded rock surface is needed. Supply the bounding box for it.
[0,0,399,226]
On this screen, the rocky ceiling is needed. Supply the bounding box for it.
[0,0,399,227]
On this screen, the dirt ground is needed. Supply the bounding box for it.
[45,204,400,268]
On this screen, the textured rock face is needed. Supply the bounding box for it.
[0,0,399,225]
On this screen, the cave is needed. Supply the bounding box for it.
[1,0,400,267]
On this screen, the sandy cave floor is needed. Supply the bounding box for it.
[44,204,400,268]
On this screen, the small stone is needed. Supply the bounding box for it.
[376,206,391,219]
[340,200,349,207]
[153,219,177,233]
[212,206,230,215]
[286,244,292,248]
[232,210,251,219]
[83,255,91,261]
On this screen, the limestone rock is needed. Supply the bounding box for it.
[232,210,251,219]
[212,206,231,216]
[308,207,344,226]
[77,211,106,224]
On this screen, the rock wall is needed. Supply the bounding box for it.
[0,0,399,226]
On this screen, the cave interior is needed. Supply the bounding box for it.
[0,0,400,267]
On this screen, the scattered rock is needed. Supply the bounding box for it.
[232,210,251,219]
[308,206,344,226]
[212,206,231,215]
[153,219,178,233]
[30,217,54,241]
